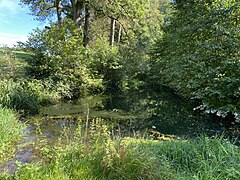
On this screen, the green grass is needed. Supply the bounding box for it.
[0,48,60,113]
[145,135,240,179]
[1,120,239,180]
[0,79,60,114]
[0,107,25,162]
[13,50,33,60]
[0,48,29,79]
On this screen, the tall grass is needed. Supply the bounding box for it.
[0,79,60,113]
[0,107,25,161]
[144,135,240,179]
[2,119,239,179]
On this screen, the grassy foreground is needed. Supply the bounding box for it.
[0,107,25,162]
[1,120,239,180]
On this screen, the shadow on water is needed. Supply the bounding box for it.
[1,88,239,174]
[40,87,240,141]
[38,88,240,141]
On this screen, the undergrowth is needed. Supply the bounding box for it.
[1,119,239,180]
[0,48,61,114]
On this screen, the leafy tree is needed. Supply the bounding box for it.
[21,0,166,47]
[20,0,171,95]
[20,0,58,22]
[88,0,169,90]
[151,0,240,119]
[20,20,92,97]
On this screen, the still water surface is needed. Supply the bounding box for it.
[40,89,239,137]
[1,88,239,174]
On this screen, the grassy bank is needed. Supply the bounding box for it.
[0,48,29,79]
[0,48,60,114]
[1,120,239,180]
[0,107,25,162]
[0,79,60,114]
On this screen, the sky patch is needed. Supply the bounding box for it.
[0,0,45,47]
[0,0,19,14]
[0,32,27,47]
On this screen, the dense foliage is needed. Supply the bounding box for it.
[0,78,60,113]
[19,0,168,98]
[16,0,240,120]
[151,0,240,120]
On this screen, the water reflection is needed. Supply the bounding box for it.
[40,89,237,138]
[99,90,220,137]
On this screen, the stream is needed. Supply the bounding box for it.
[1,88,239,174]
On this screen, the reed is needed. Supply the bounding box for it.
[145,134,240,179]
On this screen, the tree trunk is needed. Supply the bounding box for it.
[118,24,122,44]
[56,0,62,25]
[110,18,116,46]
[71,0,84,28]
[83,3,90,47]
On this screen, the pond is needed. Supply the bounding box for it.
[1,87,239,174]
